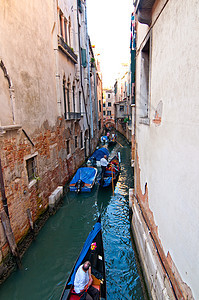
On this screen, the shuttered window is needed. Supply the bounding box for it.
[81,48,87,68]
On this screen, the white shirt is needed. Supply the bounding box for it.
[100,157,108,167]
[74,264,89,294]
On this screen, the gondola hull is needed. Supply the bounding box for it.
[60,217,106,300]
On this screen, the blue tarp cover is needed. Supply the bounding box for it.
[68,221,101,285]
[91,147,109,161]
[70,167,97,185]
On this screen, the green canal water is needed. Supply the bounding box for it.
[0,135,146,300]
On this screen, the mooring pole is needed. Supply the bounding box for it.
[0,157,22,268]
[0,211,22,269]
[0,158,9,217]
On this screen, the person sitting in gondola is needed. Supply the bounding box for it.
[74,261,99,300]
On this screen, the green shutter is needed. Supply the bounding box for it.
[131,49,136,83]
[81,48,87,68]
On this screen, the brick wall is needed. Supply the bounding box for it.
[0,117,86,265]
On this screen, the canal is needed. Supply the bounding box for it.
[0,134,147,300]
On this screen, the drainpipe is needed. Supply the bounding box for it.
[0,158,9,217]
[0,157,22,268]
[85,0,94,140]
[77,0,91,156]
[93,67,99,131]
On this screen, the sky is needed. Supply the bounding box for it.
[86,0,134,88]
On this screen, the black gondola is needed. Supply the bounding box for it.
[60,216,107,300]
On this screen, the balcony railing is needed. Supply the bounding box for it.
[65,112,81,120]
[58,36,78,64]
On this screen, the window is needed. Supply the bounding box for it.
[79,91,81,114]
[103,103,105,107]
[26,156,36,182]
[108,94,110,98]
[66,140,70,155]
[103,111,106,116]
[140,36,151,120]
[80,132,83,148]
[63,79,67,119]
[120,105,124,112]
[98,120,101,130]
[108,102,111,107]
[107,111,111,116]
[68,17,71,46]
[81,48,87,68]
[75,136,78,148]
[78,0,82,12]
[64,19,68,43]
[59,11,63,37]
[99,100,101,112]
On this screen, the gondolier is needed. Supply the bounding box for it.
[100,155,108,181]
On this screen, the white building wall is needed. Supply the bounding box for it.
[135,0,199,298]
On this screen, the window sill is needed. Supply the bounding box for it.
[0,124,22,135]
[139,117,150,125]
[28,179,37,189]
[67,154,71,160]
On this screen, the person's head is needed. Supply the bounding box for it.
[104,155,107,159]
[83,261,91,271]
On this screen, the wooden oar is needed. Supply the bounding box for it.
[111,165,114,196]
[116,140,124,148]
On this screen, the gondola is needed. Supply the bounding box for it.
[69,167,98,193]
[60,216,107,300]
[99,152,121,188]
[88,147,110,167]
[108,136,116,147]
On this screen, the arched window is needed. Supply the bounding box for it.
[68,17,71,46]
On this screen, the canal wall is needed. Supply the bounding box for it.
[129,188,193,300]
[129,188,175,300]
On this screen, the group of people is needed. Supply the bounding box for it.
[73,261,100,300]
[100,131,116,145]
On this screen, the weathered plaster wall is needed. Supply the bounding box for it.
[0,0,57,131]
[135,0,199,298]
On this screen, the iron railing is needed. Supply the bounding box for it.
[65,112,81,120]
[58,36,78,63]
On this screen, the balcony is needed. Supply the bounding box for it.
[134,0,156,25]
[65,112,81,120]
[58,36,78,64]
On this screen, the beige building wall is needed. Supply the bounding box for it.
[0,0,57,131]
[133,0,199,299]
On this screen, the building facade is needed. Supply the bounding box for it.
[114,63,132,142]
[131,0,199,299]
[103,88,115,129]
[0,0,100,279]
